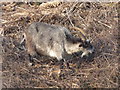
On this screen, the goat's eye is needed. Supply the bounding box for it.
[79,44,82,47]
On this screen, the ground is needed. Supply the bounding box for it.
[1,2,119,88]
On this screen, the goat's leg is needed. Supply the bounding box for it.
[27,45,37,66]
[28,54,34,66]
[25,36,36,66]
[56,59,70,69]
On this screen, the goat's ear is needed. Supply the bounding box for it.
[66,36,82,44]
[65,33,75,43]
[65,31,83,43]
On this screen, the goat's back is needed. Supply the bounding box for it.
[26,22,72,57]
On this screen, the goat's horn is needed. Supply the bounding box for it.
[70,26,87,41]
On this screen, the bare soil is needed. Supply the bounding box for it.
[1,2,119,88]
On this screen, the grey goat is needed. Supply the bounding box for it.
[24,22,94,64]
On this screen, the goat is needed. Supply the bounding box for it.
[24,22,94,66]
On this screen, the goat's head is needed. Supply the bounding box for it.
[71,27,94,58]
[78,39,94,58]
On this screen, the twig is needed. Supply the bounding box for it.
[68,3,78,14]
[78,14,86,27]
[66,3,78,27]
[82,65,113,72]
[94,19,112,29]
[102,52,117,57]
[39,14,48,22]
[105,76,118,86]
[67,13,74,27]
[17,6,29,12]
[0,19,8,24]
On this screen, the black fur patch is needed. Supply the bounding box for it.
[48,37,54,48]
[83,41,93,49]
[66,34,83,44]
[35,26,39,32]
[65,31,83,44]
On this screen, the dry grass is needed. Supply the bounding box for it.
[1,2,119,88]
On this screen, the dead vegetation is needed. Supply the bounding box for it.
[1,2,119,88]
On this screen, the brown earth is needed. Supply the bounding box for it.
[1,2,119,88]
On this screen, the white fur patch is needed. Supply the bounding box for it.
[47,48,56,57]
[49,50,57,57]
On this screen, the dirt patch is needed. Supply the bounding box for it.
[1,2,119,88]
